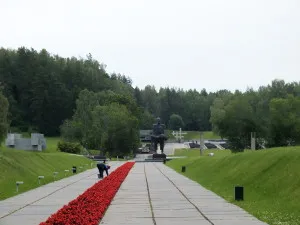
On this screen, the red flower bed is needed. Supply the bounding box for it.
[39,162,135,225]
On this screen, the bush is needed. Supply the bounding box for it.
[228,137,245,153]
[57,141,82,154]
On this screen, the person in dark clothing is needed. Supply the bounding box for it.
[97,160,109,178]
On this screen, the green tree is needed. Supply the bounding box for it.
[60,119,83,143]
[141,85,160,115]
[0,47,134,136]
[269,96,300,146]
[139,110,155,129]
[61,89,140,153]
[92,103,139,156]
[210,98,226,135]
[217,95,257,152]
[169,114,184,130]
[183,90,210,131]
[0,91,9,144]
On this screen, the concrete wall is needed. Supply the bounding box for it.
[5,133,47,151]
[14,138,34,151]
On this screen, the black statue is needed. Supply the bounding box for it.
[151,117,167,153]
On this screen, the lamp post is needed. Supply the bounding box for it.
[53,172,58,180]
[200,132,204,156]
[38,176,44,185]
[251,132,256,150]
[16,181,24,192]
[64,170,69,176]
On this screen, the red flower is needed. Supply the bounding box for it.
[39,162,135,225]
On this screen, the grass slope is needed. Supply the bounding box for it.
[44,137,61,152]
[0,141,94,200]
[167,148,300,225]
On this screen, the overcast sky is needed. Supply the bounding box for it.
[1,0,299,92]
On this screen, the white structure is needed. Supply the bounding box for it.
[5,133,46,151]
[156,144,162,154]
[172,128,187,143]
[251,132,256,150]
[200,132,205,155]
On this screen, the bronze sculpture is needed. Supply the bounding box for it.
[151,117,167,153]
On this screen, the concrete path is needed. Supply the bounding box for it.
[0,161,124,225]
[163,143,187,155]
[100,163,269,225]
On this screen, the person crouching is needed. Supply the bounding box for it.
[97,160,109,178]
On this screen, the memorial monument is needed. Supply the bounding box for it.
[5,133,46,151]
[151,117,168,159]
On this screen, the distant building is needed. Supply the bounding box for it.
[5,133,47,151]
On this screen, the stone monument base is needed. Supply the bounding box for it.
[152,153,166,160]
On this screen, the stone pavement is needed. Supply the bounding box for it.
[0,161,124,225]
[163,143,187,155]
[100,163,269,225]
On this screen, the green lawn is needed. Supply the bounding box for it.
[167,130,221,141]
[167,148,300,225]
[0,138,95,200]
[44,137,61,152]
[183,131,221,140]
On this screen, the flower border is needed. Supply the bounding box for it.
[39,162,135,225]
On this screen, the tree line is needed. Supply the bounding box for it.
[0,47,134,135]
[0,47,300,154]
[0,85,9,144]
[210,80,300,150]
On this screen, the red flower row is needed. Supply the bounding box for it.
[39,162,135,225]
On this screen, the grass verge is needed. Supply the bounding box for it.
[184,131,221,140]
[0,148,94,200]
[167,131,221,141]
[167,148,300,225]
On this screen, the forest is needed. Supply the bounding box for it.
[1,47,300,153]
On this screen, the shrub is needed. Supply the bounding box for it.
[57,141,82,154]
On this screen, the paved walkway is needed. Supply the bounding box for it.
[163,143,187,155]
[0,161,269,225]
[100,163,269,225]
[0,161,124,225]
